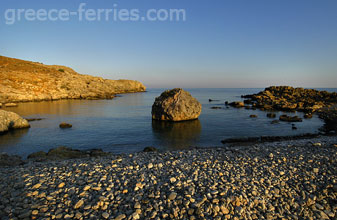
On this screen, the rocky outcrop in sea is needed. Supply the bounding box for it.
[152,88,202,121]
[0,56,146,103]
[242,86,337,113]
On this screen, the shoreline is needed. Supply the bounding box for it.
[0,136,336,219]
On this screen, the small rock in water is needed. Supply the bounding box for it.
[313,143,322,147]
[59,122,72,128]
[143,146,157,152]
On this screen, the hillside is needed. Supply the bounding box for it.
[0,56,146,103]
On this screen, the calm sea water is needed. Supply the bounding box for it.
[1,88,336,157]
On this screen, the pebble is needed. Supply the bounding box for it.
[168,192,177,200]
[115,214,126,220]
[74,200,84,209]
[0,136,336,220]
[148,163,153,169]
[102,212,109,219]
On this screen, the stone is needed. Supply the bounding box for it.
[271,120,279,124]
[0,153,24,167]
[0,110,30,133]
[250,115,258,118]
[229,102,245,108]
[58,182,65,188]
[115,214,126,220]
[4,103,18,107]
[74,200,84,209]
[170,177,177,183]
[152,88,202,121]
[147,163,154,169]
[102,212,109,219]
[313,143,322,147]
[143,146,158,152]
[304,113,313,119]
[168,192,177,200]
[267,113,276,118]
[279,115,303,122]
[59,122,72,128]
[47,146,86,159]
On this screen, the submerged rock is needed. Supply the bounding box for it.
[152,88,202,121]
[143,147,158,152]
[0,110,30,133]
[27,147,111,161]
[279,115,303,122]
[228,101,244,108]
[267,113,276,118]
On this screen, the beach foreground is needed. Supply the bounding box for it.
[1,136,337,220]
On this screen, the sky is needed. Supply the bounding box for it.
[1,0,337,88]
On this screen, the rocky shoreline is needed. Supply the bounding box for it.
[241,86,337,113]
[0,136,336,219]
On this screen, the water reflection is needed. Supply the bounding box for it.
[0,128,29,150]
[152,120,202,150]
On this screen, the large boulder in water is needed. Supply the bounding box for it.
[0,110,30,133]
[152,88,202,121]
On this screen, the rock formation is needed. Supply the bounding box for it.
[0,55,146,103]
[0,110,30,133]
[242,86,337,113]
[152,88,202,121]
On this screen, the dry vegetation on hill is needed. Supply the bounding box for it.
[0,56,146,103]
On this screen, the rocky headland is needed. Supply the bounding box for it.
[0,56,146,103]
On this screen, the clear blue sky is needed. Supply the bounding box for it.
[1,0,337,88]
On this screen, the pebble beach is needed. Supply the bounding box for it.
[1,136,337,220]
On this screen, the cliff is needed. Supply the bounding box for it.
[0,56,146,103]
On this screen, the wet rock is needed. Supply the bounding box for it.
[0,153,24,167]
[250,115,258,118]
[304,113,313,119]
[267,113,276,118]
[59,122,72,128]
[228,102,245,108]
[143,147,158,152]
[279,115,302,122]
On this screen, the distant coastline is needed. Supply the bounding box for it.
[0,55,146,104]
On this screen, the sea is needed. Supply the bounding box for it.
[1,88,336,158]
